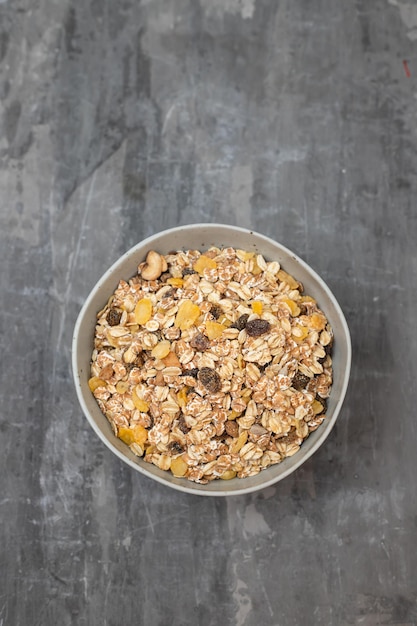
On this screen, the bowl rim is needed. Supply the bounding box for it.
[72,223,352,496]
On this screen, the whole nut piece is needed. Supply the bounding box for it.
[141,251,164,281]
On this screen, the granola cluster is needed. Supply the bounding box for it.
[89,247,333,483]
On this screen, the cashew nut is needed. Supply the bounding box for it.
[140,250,163,280]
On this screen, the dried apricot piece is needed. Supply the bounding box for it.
[162,351,181,368]
[251,301,263,316]
[134,298,153,325]
[174,300,201,330]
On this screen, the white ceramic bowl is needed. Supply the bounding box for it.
[72,224,351,496]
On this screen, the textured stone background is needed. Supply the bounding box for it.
[1,1,417,624]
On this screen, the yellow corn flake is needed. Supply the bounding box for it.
[174,300,201,330]
[88,377,107,392]
[277,269,299,290]
[220,470,237,480]
[132,388,149,412]
[171,456,188,477]
[134,298,153,325]
[193,255,217,274]
[251,301,263,315]
[283,298,301,317]
[177,388,189,408]
[151,340,171,360]
[205,320,227,340]
[228,410,242,420]
[167,277,184,288]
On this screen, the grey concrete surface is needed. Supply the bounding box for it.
[1,1,417,624]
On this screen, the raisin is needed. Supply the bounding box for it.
[325,339,334,356]
[198,367,222,393]
[169,441,184,455]
[182,367,199,378]
[106,308,122,326]
[190,332,210,352]
[210,304,223,320]
[292,372,310,390]
[159,272,171,283]
[177,414,190,434]
[225,421,239,438]
[182,267,196,276]
[232,314,249,330]
[245,319,271,337]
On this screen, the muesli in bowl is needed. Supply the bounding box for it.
[72,223,351,496]
[89,246,333,484]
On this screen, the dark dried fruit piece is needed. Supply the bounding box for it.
[225,421,239,438]
[292,371,310,390]
[210,304,223,320]
[190,332,210,352]
[182,367,199,378]
[106,308,122,326]
[245,319,271,337]
[198,367,222,393]
[232,314,249,331]
[169,441,184,455]
[325,339,334,356]
[182,267,197,276]
[177,414,190,434]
